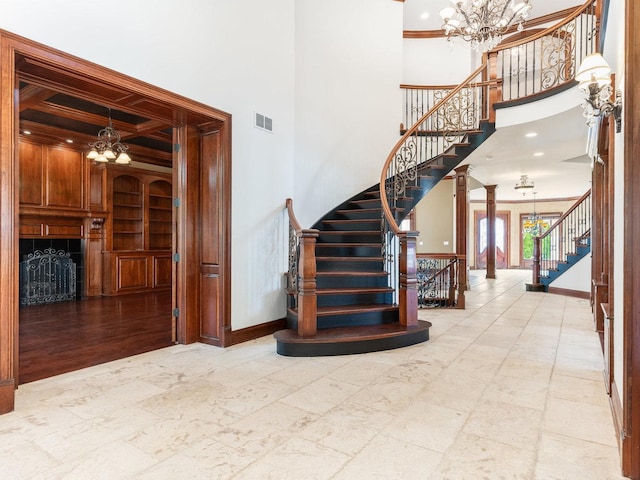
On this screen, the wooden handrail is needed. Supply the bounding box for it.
[400,79,501,91]
[380,61,489,235]
[417,253,459,259]
[286,198,303,234]
[539,189,591,241]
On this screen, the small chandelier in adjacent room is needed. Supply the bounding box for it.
[86,108,132,164]
[575,53,623,133]
[514,174,534,194]
[440,0,533,51]
[522,192,548,236]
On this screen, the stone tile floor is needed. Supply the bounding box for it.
[0,270,626,479]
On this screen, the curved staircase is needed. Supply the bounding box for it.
[275,121,495,356]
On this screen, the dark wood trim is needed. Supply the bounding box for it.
[623,0,640,475]
[485,185,497,279]
[403,6,581,39]
[0,380,14,413]
[470,196,582,204]
[227,318,287,346]
[612,379,625,451]
[547,286,590,299]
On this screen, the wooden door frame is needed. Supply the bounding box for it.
[0,30,232,414]
[474,210,510,269]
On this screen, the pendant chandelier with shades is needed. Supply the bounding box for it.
[514,174,534,194]
[86,108,132,165]
[522,191,549,236]
[440,0,533,51]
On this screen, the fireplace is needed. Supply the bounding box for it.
[19,239,83,306]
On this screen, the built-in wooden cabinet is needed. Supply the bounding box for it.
[103,167,173,295]
[111,175,144,251]
[18,138,173,297]
[148,180,173,250]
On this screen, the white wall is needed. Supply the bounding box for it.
[402,37,474,85]
[0,0,297,330]
[294,0,404,228]
[414,178,455,253]
[549,254,591,292]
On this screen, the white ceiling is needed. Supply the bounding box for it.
[402,1,593,202]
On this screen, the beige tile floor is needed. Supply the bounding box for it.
[0,270,626,479]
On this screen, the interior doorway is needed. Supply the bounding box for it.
[475,211,510,269]
[0,31,232,409]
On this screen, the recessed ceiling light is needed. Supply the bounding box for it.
[23,130,31,135]
[420,11,429,19]
[533,152,544,157]
[66,139,74,143]
[525,132,538,138]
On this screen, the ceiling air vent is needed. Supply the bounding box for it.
[255,112,273,133]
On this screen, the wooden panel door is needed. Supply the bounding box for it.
[199,129,222,343]
[175,123,227,346]
[476,212,509,269]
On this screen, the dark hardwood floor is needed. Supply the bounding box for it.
[19,291,173,385]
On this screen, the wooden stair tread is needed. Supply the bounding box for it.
[336,208,381,213]
[288,303,397,317]
[317,287,393,295]
[320,230,380,235]
[317,256,383,261]
[316,242,381,247]
[316,270,387,276]
[323,219,379,224]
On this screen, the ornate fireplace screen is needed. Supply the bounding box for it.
[20,248,77,306]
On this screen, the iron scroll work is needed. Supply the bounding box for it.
[19,248,77,306]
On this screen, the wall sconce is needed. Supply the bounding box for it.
[575,53,622,133]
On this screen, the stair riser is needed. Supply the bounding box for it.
[318,233,380,243]
[317,292,393,307]
[287,309,399,330]
[335,210,381,220]
[315,246,381,257]
[322,221,380,231]
[317,260,384,272]
[317,275,389,289]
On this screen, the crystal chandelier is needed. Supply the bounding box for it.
[440,0,533,51]
[86,108,132,164]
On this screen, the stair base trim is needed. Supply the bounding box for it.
[274,320,431,357]
[525,282,546,292]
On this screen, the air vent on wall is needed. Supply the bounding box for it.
[255,112,273,133]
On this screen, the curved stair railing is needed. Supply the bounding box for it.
[488,0,599,103]
[532,189,592,287]
[286,198,319,337]
[380,62,494,323]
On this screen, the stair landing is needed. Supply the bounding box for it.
[274,320,432,356]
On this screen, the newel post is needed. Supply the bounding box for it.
[398,231,418,327]
[485,51,500,123]
[532,236,541,285]
[297,229,319,337]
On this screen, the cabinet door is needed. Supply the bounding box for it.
[45,147,84,208]
[19,141,44,206]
